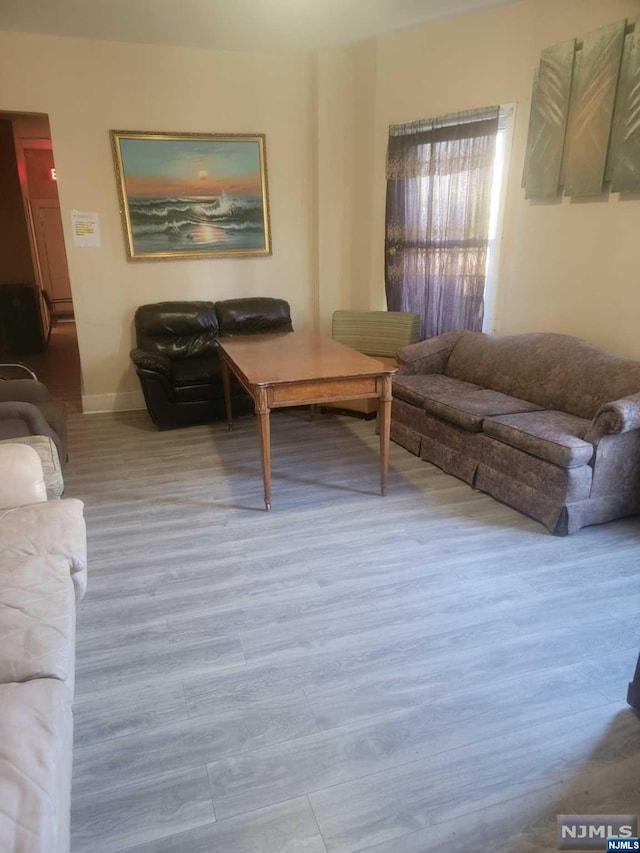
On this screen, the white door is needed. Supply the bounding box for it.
[31,198,73,317]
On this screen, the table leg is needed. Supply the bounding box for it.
[221,359,233,431]
[256,395,272,511]
[378,375,392,497]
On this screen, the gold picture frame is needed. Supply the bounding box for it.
[110,130,272,260]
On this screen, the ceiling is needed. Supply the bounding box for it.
[0,0,518,52]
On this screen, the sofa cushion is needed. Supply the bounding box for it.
[483,410,594,469]
[0,436,63,499]
[0,554,75,684]
[422,388,543,432]
[174,381,224,404]
[0,678,73,853]
[0,444,47,509]
[171,355,221,386]
[392,374,482,408]
[479,434,593,501]
[0,499,87,602]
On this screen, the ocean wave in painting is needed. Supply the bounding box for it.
[128,192,266,253]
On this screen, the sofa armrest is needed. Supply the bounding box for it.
[396,331,464,375]
[130,348,172,377]
[0,444,47,509]
[0,378,51,403]
[586,391,640,442]
[0,400,60,444]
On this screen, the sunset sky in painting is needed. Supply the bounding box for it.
[118,136,263,198]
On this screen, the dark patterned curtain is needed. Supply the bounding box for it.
[385,107,500,339]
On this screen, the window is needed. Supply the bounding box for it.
[385,104,515,338]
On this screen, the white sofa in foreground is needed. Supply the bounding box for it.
[0,443,87,853]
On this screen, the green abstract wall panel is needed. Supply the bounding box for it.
[605,31,635,182]
[524,40,576,199]
[524,18,640,199]
[564,20,626,197]
[612,26,640,192]
[560,47,582,190]
[522,64,538,189]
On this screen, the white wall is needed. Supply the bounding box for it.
[0,32,315,409]
[2,1,640,412]
[358,0,640,357]
[314,47,355,334]
[313,40,380,332]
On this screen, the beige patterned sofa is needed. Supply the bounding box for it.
[391,331,640,535]
[0,444,87,853]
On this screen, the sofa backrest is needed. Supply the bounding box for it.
[135,302,220,360]
[332,310,420,358]
[215,297,293,335]
[445,332,640,419]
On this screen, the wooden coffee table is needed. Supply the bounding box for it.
[218,331,396,510]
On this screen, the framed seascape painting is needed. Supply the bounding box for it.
[110,131,272,260]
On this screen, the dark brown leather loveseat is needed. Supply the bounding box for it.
[130,297,293,430]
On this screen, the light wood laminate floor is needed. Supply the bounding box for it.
[36,327,640,853]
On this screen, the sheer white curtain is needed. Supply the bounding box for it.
[385,106,500,339]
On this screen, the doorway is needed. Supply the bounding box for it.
[23,144,74,319]
[0,110,80,402]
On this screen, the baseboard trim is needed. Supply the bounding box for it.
[82,390,146,413]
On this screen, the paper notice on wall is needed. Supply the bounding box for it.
[71,210,101,248]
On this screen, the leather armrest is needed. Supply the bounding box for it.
[130,348,173,377]
[396,331,463,375]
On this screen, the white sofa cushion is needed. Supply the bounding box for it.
[0,436,64,499]
[0,679,73,853]
[0,499,87,602]
[0,555,76,685]
[0,444,47,509]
